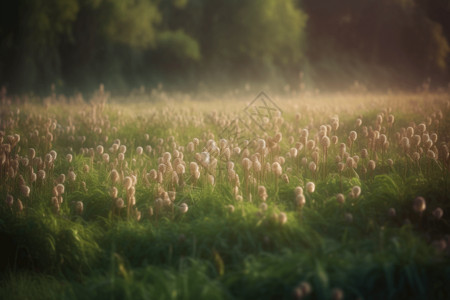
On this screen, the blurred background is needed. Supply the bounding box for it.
[0,0,449,95]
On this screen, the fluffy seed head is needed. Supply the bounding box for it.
[21,185,30,197]
[321,136,330,148]
[306,182,315,193]
[413,196,426,213]
[96,145,104,154]
[274,132,282,143]
[259,202,268,211]
[123,176,133,190]
[258,186,268,201]
[179,203,188,214]
[432,207,444,220]
[76,201,84,214]
[29,148,36,160]
[272,162,282,176]
[115,198,124,208]
[136,146,143,155]
[296,194,306,208]
[110,187,118,198]
[290,147,298,158]
[38,169,46,180]
[336,193,345,204]
[351,186,361,198]
[387,159,394,167]
[368,160,376,171]
[242,158,252,171]
[279,212,287,224]
[110,169,119,184]
[119,145,127,154]
[227,204,235,213]
[346,157,355,169]
[56,184,65,195]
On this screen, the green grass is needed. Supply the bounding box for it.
[0,92,449,299]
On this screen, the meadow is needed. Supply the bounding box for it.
[0,89,449,299]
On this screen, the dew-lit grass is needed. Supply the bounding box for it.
[0,89,449,299]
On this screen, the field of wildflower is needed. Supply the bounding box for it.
[0,89,449,300]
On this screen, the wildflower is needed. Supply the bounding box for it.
[76,201,84,214]
[179,203,188,214]
[260,202,268,211]
[20,185,30,197]
[296,194,306,208]
[306,182,315,193]
[114,197,124,208]
[274,132,282,143]
[336,193,345,204]
[258,186,268,201]
[96,145,104,154]
[368,160,376,171]
[136,146,143,155]
[432,207,443,220]
[110,169,119,184]
[45,153,53,164]
[135,209,141,221]
[417,123,426,133]
[413,196,426,213]
[351,186,361,198]
[38,169,46,180]
[49,150,57,160]
[271,162,282,176]
[290,147,298,158]
[279,212,287,224]
[17,199,23,211]
[294,187,303,196]
[226,204,235,213]
[321,136,331,148]
[68,171,76,182]
[331,136,338,144]
[56,184,65,195]
[207,174,215,185]
[29,148,36,160]
[242,158,252,171]
[30,172,37,183]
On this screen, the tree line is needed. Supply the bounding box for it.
[0,0,448,94]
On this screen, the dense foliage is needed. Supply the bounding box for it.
[0,0,449,94]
